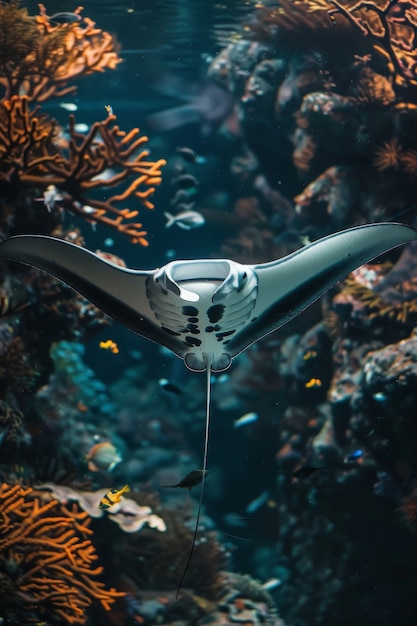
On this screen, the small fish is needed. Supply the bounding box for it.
[292,465,326,478]
[164,210,205,230]
[245,490,269,514]
[262,578,282,591]
[80,204,96,215]
[59,102,78,112]
[49,11,82,24]
[233,412,259,428]
[162,469,208,491]
[104,104,113,116]
[37,185,63,212]
[176,147,205,164]
[99,484,130,509]
[303,350,317,360]
[86,441,122,472]
[344,449,363,463]
[100,339,119,354]
[171,189,193,206]
[171,173,199,190]
[372,391,387,402]
[158,378,183,395]
[305,377,322,388]
[73,122,89,133]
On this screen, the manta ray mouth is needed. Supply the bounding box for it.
[148,259,258,372]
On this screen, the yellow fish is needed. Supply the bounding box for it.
[99,484,130,509]
[99,339,119,354]
[104,104,113,116]
[305,378,322,388]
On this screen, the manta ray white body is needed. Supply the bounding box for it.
[0,222,415,594]
[0,223,415,372]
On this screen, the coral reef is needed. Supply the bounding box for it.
[0,483,124,625]
[0,2,166,245]
[0,2,120,102]
[2,2,417,626]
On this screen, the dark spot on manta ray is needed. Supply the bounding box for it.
[207,304,224,323]
[184,336,202,346]
[216,330,235,338]
[162,327,181,336]
[205,325,221,332]
[188,317,198,323]
[182,306,199,316]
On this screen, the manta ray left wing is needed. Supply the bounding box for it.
[0,222,415,371]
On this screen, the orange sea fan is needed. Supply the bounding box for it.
[0,483,124,625]
[0,95,166,244]
[0,2,121,102]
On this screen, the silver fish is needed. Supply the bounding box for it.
[164,210,205,230]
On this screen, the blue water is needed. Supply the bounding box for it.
[2,2,417,625]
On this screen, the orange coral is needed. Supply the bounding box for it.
[0,95,166,245]
[0,2,121,102]
[372,136,403,170]
[372,136,417,175]
[399,490,417,527]
[0,3,165,245]
[352,66,396,105]
[322,0,417,87]
[253,1,417,88]
[0,483,124,625]
[339,275,417,324]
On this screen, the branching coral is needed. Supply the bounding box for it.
[0,483,124,625]
[253,1,417,89]
[0,95,166,245]
[313,0,417,88]
[0,2,120,102]
[0,3,166,244]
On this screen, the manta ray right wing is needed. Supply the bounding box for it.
[225,222,417,359]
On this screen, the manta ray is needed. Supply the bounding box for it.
[0,222,415,595]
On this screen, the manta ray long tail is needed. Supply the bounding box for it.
[176,355,212,598]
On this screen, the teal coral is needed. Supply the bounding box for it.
[49,340,114,415]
